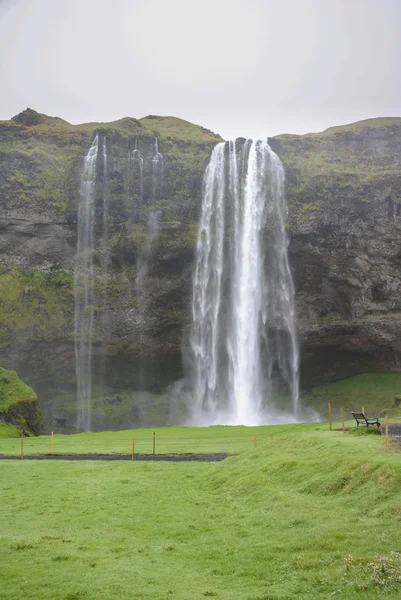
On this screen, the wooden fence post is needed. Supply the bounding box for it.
[328,403,332,431]
[385,415,389,451]
[132,438,135,461]
[153,431,156,456]
[340,407,345,432]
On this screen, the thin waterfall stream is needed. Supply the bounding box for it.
[75,135,99,431]
[189,139,299,425]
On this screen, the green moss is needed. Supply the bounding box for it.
[0,366,37,413]
[0,268,73,347]
[271,118,401,206]
[0,366,42,435]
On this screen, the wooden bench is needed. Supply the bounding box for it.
[351,412,381,428]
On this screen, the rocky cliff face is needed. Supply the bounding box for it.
[1,109,401,430]
[269,118,401,387]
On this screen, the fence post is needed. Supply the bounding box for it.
[153,431,156,456]
[51,431,54,454]
[328,403,332,431]
[132,438,135,461]
[340,407,345,432]
[20,431,24,460]
[385,415,389,451]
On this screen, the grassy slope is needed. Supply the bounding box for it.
[0,366,38,413]
[0,426,400,599]
[0,366,41,436]
[302,373,401,420]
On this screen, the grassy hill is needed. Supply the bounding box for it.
[0,366,42,436]
[1,424,400,599]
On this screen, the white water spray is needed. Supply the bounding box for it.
[189,140,299,425]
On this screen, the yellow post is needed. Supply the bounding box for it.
[153,431,156,456]
[132,438,135,461]
[20,432,24,461]
[362,406,365,415]
[340,407,345,432]
[253,434,257,448]
[51,431,54,454]
[328,403,332,431]
[385,415,389,451]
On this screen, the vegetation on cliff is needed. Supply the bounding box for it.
[0,108,222,218]
[0,365,42,435]
[270,117,401,225]
[0,269,73,349]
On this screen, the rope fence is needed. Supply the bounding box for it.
[0,406,398,459]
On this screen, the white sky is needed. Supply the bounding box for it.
[0,0,400,139]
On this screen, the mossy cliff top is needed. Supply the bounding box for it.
[0,366,42,436]
[269,117,401,204]
[0,108,223,219]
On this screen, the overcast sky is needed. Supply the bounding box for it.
[0,0,400,140]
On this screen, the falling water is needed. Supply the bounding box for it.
[131,139,144,204]
[102,137,109,269]
[75,135,99,431]
[135,211,161,389]
[152,137,164,201]
[189,140,299,425]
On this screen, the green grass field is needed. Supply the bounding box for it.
[1,424,400,599]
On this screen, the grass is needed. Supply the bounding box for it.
[0,366,38,413]
[302,373,401,420]
[0,424,298,456]
[0,424,400,599]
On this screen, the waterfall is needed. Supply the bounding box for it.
[135,211,161,389]
[152,137,164,201]
[189,140,299,425]
[102,137,109,270]
[131,139,144,207]
[75,135,99,431]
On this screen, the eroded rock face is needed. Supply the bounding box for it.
[1,111,401,429]
[270,118,401,386]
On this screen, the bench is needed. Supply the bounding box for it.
[351,412,381,428]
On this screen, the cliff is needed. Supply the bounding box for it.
[1,109,401,430]
[269,118,401,385]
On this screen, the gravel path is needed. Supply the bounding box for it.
[386,424,401,436]
[0,453,234,462]
[381,424,401,448]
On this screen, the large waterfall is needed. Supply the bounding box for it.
[189,140,299,426]
[75,135,99,431]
